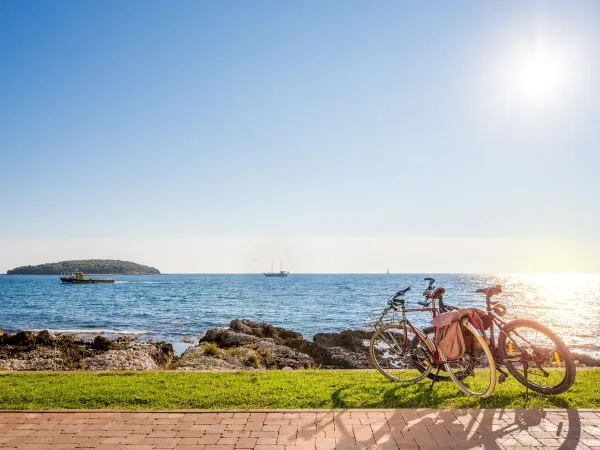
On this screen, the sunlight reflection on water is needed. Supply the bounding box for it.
[499,274,600,355]
[1,273,599,357]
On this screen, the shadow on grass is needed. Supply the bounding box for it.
[329,376,578,410]
[331,386,351,408]
[381,382,468,408]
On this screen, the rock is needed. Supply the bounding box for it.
[35,330,55,346]
[84,349,159,371]
[92,336,114,351]
[176,346,241,370]
[0,330,177,371]
[1,331,35,347]
[573,352,600,367]
[179,335,313,370]
[190,319,374,370]
[252,340,313,369]
[229,319,303,344]
[199,328,263,348]
[225,320,373,368]
[182,337,196,344]
[313,330,372,352]
[0,347,66,371]
[147,342,175,368]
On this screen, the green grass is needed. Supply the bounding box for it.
[0,370,599,410]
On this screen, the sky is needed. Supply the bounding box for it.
[1,1,599,273]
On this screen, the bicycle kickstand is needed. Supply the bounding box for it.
[496,364,509,383]
[524,361,529,403]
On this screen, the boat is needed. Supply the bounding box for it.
[264,261,289,277]
[386,268,390,275]
[59,271,115,284]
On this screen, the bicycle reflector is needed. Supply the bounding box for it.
[554,352,562,366]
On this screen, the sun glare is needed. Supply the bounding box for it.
[511,46,568,105]
[487,31,584,112]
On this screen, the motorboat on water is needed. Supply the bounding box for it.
[59,271,115,284]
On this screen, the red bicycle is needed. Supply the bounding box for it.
[413,283,576,394]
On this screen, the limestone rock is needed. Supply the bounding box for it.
[84,349,159,371]
[0,347,66,371]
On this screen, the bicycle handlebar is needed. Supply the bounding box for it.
[392,286,411,300]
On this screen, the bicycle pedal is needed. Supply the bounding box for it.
[499,373,507,383]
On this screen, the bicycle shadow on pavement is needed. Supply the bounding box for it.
[329,383,581,449]
[355,407,582,449]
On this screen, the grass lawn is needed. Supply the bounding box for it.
[0,369,598,410]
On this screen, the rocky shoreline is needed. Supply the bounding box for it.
[1,319,598,371]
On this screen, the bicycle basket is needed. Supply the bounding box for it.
[365,308,399,330]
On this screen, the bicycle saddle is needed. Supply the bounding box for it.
[476,285,502,296]
[423,287,445,299]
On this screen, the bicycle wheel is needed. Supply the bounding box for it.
[369,323,433,383]
[443,319,496,397]
[498,319,576,394]
[411,326,469,382]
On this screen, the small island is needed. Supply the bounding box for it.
[6,259,160,275]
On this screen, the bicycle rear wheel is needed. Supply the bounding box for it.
[443,319,496,398]
[369,323,433,383]
[498,319,576,394]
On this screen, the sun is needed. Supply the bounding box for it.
[487,32,582,112]
[509,43,569,106]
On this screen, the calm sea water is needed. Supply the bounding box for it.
[0,274,598,356]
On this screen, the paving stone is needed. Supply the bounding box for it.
[0,409,594,449]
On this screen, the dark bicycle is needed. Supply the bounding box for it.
[414,280,576,395]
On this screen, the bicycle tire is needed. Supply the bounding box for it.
[411,326,468,382]
[443,319,497,398]
[498,319,576,394]
[369,323,433,383]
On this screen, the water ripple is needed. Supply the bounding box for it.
[0,273,598,357]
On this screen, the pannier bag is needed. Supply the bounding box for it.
[433,309,488,359]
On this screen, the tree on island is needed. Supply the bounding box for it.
[6,259,160,275]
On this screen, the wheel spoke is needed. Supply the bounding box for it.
[499,319,575,394]
[369,324,432,383]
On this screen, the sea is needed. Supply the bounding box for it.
[1,273,599,357]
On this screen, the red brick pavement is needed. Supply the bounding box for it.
[0,409,598,449]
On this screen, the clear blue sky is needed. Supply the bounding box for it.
[1,1,599,273]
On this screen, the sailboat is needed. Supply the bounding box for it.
[264,260,289,277]
[386,268,390,275]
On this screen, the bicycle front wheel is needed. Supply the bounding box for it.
[498,319,576,394]
[369,323,433,383]
[411,326,470,382]
[443,319,496,398]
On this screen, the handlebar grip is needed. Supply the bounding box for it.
[393,286,411,298]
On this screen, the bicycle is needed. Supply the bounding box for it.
[368,281,497,397]
[413,282,576,395]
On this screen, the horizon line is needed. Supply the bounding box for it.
[4,272,600,276]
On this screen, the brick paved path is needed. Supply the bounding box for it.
[0,409,598,449]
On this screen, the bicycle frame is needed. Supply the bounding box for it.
[480,294,555,379]
[395,299,462,366]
